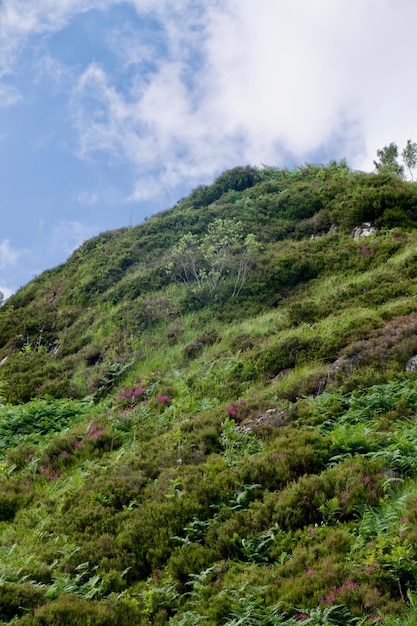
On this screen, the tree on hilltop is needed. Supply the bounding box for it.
[374,142,404,177]
[374,139,417,181]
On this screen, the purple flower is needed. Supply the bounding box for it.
[87,422,105,439]
[156,395,171,404]
[227,399,246,417]
[345,581,358,590]
[118,384,148,406]
[325,591,337,604]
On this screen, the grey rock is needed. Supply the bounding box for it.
[352,222,378,240]
[406,355,417,372]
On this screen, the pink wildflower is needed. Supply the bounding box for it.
[227,403,237,417]
[156,395,171,404]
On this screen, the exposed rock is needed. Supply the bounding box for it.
[238,408,288,432]
[271,369,292,383]
[406,355,417,372]
[352,222,378,240]
[316,355,359,396]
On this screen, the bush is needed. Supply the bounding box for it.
[0,582,44,622]
[330,172,417,232]
[166,543,217,588]
[254,334,319,378]
[183,330,219,361]
[189,166,261,208]
[18,594,140,626]
[248,457,386,532]
[0,479,29,521]
[238,428,332,491]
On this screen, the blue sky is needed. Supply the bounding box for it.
[1,0,417,297]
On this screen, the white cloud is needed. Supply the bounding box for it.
[3,0,417,206]
[0,286,14,301]
[74,58,226,198]
[71,0,417,200]
[50,220,98,256]
[0,83,22,107]
[0,0,187,77]
[33,53,74,91]
[0,1,99,71]
[0,0,122,108]
[194,0,417,170]
[0,240,26,298]
[0,240,20,271]
[0,1,116,45]
[73,190,99,206]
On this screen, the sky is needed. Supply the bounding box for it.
[0,0,417,297]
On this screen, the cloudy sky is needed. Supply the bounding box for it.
[0,0,416,296]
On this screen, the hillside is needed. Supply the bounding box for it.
[2,162,417,623]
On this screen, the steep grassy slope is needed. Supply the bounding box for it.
[1,163,417,623]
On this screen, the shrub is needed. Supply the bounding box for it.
[220,416,263,467]
[254,334,319,378]
[247,457,387,532]
[0,479,29,521]
[238,428,332,491]
[18,594,140,626]
[189,166,261,208]
[0,582,44,622]
[166,543,217,588]
[183,330,219,361]
[330,172,417,231]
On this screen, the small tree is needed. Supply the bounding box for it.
[170,219,260,300]
[402,139,417,181]
[170,232,203,289]
[374,142,404,177]
[232,233,260,297]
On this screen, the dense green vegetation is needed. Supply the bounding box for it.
[2,162,417,623]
